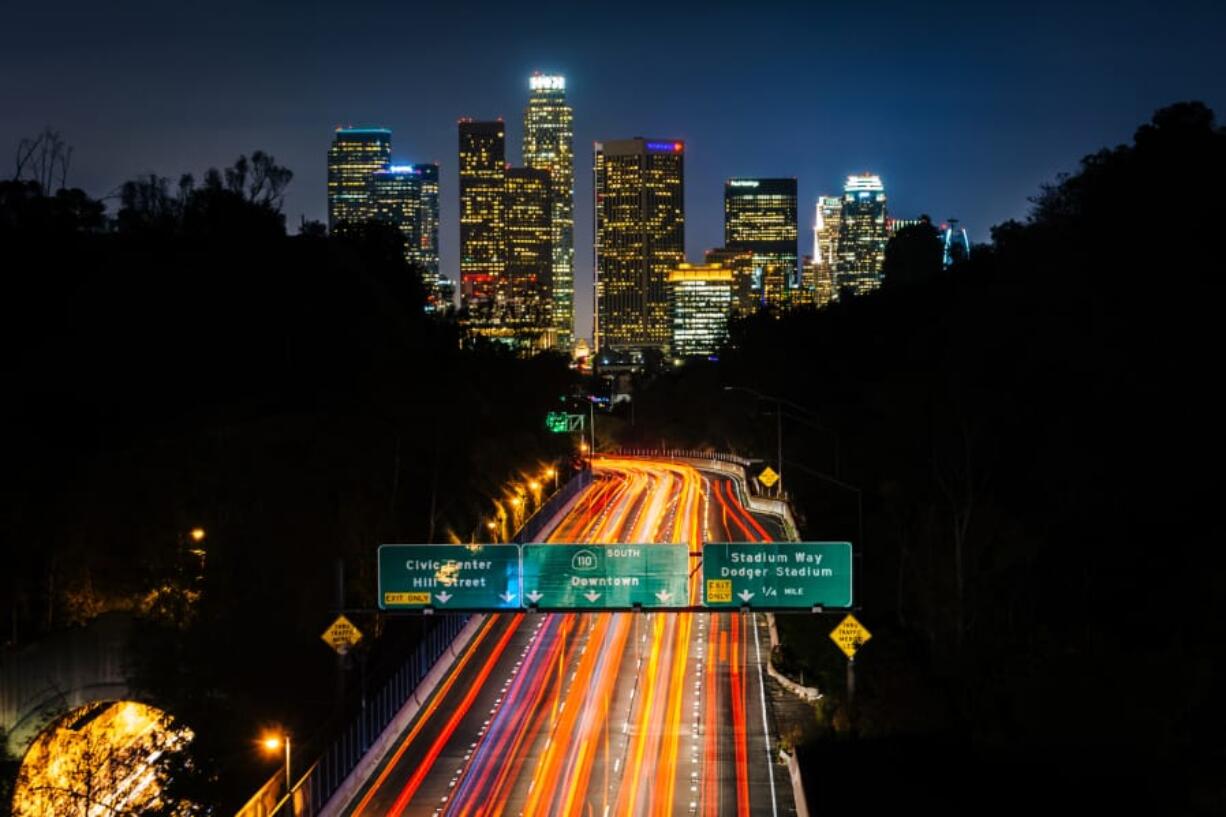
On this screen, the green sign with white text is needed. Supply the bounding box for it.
[702,542,853,609]
[520,543,689,609]
[378,544,521,610]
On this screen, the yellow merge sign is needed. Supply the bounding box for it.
[321,614,363,656]
[829,613,871,659]
[757,466,779,488]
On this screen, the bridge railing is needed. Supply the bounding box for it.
[608,447,754,467]
[250,467,595,817]
[515,467,593,544]
[251,613,470,817]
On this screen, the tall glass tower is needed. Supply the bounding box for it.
[594,138,685,354]
[327,127,391,231]
[371,163,441,292]
[458,120,506,327]
[523,73,575,349]
[372,165,424,263]
[724,178,798,310]
[836,174,888,295]
[505,166,554,350]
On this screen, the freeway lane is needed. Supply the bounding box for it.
[342,457,795,817]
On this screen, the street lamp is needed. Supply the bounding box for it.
[544,467,557,491]
[260,732,291,792]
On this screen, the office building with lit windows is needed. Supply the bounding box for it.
[668,263,734,358]
[327,127,392,231]
[372,165,424,261]
[372,163,446,306]
[724,178,798,310]
[594,138,685,354]
[806,197,841,307]
[458,120,507,327]
[703,246,757,316]
[504,166,554,350]
[523,73,575,349]
[415,163,440,280]
[816,195,842,268]
[836,174,888,295]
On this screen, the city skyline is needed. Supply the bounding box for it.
[6,2,1224,342]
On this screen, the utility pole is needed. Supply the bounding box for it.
[335,559,345,716]
[776,398,783,497]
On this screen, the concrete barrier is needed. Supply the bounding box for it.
[785,747,810,817]
[316,614,486,817]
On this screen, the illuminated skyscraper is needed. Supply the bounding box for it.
[372,165,423,261]
[724,178,798,310]
[504,166,554,350]
[703,246,756,316]
[327,127,391,231]
[594,138,685,354]
[523,73,574,349]
[458,120,507,327]
[816,195,842,268]
[668,263,733,358]
[415,163,440,280]
[836,174,888,295]
[809,197,841,307]
[372,163,446,309]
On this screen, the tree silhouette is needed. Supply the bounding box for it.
[881,215,942,288]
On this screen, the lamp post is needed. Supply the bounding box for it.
[261,733,291,793]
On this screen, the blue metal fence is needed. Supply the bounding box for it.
[262,614,470,817]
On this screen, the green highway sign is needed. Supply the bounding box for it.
[546,412,585,433]
[378,544,521,610]
[520,544,689,609]
[702,542,853,609]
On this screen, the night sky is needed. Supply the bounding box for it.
[6,0,1224,340]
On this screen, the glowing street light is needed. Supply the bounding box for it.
[189,528,206,543]
[260,732,291,792]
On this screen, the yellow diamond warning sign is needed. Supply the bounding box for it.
[321,614,363,655]
[757,466,779,488]
[829,613,871,659]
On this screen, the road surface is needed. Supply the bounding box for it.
[342,456,796,817]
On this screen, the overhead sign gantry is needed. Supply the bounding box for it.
[378,542,853,612]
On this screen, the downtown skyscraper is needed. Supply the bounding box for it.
[327,128,392,231]
[458,120,507,328]
[724,178,798,310]
[504,166,554,349]
[836,174,888,295]
[594,139,685,355]
[371,163,444,308]
[668,263,734,357]
[523,73,575,349]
